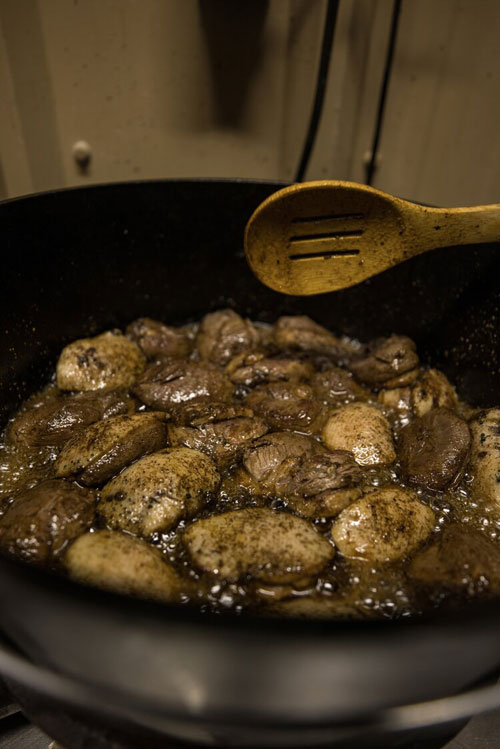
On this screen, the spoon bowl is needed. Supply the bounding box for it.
[244,181,500,295]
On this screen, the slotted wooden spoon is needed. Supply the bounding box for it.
[244,180,500,295]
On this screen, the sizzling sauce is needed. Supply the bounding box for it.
[0,311,499,620]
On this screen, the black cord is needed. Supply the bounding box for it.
[365,0,402,185]
[294,0,340,183]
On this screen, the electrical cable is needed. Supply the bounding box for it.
[294,0,340,182]
[365,0,402,185]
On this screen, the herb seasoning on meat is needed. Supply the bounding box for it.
[1,310,500,620]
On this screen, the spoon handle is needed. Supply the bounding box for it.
[406,202,500,252]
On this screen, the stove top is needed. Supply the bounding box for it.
[2,681,500,748]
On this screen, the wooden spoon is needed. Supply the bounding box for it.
[244,180,500,295]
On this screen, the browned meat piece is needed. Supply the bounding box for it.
[245,382,325,433]
[322,403,396,466]
[173,401,253,426]
[349,335,419,387]
[469,408,500,510]
[273,451,362,497]
[411,369,458,416]
[408,524,500,594]
[168,416,268,469]
[243,432,320,488]
[226,351,313,388]
[331,486,435,563]
[241,432,360,516]
[196,309,260,366]
[378,368,458,418]
[274,316,351,358]
[55,413,167,486]
[65,530,192,603]
[9,390,135,448]
[311,366,369,405]
[99,447,219,537]
[126,317,193,360]
[0,480,95,564]
[182,507,334,584]
[57,331,146,391]
[133,360,234,411]
[398,407,470,490]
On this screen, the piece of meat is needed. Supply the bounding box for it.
[57,331,146,391]
[126,317,193,360]
[469,408,500,509]
[54,413,168,486]
[411,369,459,416]
[273,451,362,497]
[286,487,363,519]
[182,507,334,584]
[9,390,135,448]
[99,447,219,537]
[172,401,253,426]
[168,416,268,469]
[380,368,459,418]
[311,366,369,405]
[322,403,396,465]
[245,382,325,433]
[226,351,314,388]
[243,432,320,488]
[274,316,352,359]
[349,335,419,387]
[408,524,500,595]
[331,486,435,563]
[398,407,470,491]
[0,480,95,564]
[196,309,260,366]
[65,530,191,603]
[132,360,234,411]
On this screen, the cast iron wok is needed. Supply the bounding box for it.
[0,179,499,747]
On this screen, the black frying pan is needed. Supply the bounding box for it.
[0,180,499,747]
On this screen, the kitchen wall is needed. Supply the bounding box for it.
[0,0,499,206]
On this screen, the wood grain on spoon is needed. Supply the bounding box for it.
[244,180,500,295]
